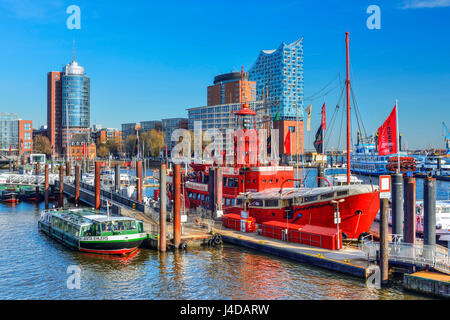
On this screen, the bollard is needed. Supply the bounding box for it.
[95,162,101,210]
[317,164,325,187]
[403,177,416,244]
[115,163,120,192]
[173,163,181,249]
[424,177,436,246]
[380,197,389,286]
[75,165,80,206]
[160,163,167,252]
[45,164,49,209]
[66,161,71,176]
[136,160,142,203]
[208,168,215,212]
[391,173,404,238]
[59,165,64,208]
[215,167,223,215]
[35,162,40,201]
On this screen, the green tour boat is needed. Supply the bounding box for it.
[38,207,148,255]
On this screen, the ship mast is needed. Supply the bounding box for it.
[345,32,351,185]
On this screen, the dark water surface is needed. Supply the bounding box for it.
[0,200,426,300]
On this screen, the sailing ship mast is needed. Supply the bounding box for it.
[345,32,351,185]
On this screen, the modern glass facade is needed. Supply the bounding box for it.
[187,101,262,130]
[0,113,18,151]
[248,37,304,120]
[62,75,90,128]
[62,76,90,128]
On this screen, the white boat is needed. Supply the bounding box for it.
[325,167,362,186]
[416,155,450,171]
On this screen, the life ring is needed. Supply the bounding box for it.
[214,234,222,245]
[179,241,188,250]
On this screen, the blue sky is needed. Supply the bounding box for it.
[0,0,448,150]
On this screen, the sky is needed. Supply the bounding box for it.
[0,0,448,150]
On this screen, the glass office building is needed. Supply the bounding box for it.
[0,113,19,151]
[248,37,304,120]
[61,60,90,147]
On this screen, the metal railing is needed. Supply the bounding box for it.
[0,173,58,185]
[359,235,450,274]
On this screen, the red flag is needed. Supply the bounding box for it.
[82,142,87,156]
[9,145,11,155]
[284,130,291,155]
[321,103,326,131]
[377,105,398,156]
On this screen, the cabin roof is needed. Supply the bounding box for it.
[237,184,378,200]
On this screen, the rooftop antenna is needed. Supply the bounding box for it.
[72,39,76,62]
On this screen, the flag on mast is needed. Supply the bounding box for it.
[313,125,323,154]
[321,103,326,130]
[306,104,312,131]
[377,104,398,156]
[284,130,291,155]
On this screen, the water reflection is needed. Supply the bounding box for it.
[0,199,427,300]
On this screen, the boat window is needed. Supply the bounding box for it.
[201,194,205,201]
[231,198,236,206]
[265,199,279,207]
[304,195,318,203]
[225,198,231,206]
[269,179,272,183]
[263,179,266,183]
[236,198,242,206]
[253,179,256,184]
[250,199,263,207]
[336,190,348,197]
[321,192,334,200]
[130,221,137,229]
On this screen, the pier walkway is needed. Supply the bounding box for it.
[212,225,371,279]
[359,237,450,275]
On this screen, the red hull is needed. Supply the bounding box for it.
[225,190,380,240]
[79,247,138,255]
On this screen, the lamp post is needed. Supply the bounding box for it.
[331,199,345,249]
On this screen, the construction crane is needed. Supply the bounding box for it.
[443,121,450,153]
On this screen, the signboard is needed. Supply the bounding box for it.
[181,215,187,223]
[379,175,391,199]
[240,219,246,232]
[216,210,223,218]
[240,211,248,219]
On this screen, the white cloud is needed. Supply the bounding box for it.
[401,0,450,9]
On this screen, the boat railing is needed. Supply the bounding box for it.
[358,236,450,274]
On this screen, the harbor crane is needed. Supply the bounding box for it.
[443,121,450,153]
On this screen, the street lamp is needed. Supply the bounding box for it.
[331,199,345,250]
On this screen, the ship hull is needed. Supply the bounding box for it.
[232,190,380,240]
[38,221,146,255]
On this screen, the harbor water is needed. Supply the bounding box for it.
[0,199,426,300]
[1,168,445,299]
